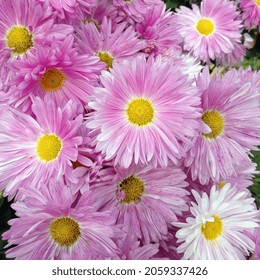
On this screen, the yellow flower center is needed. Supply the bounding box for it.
[202,110,224,139]
[126,98,154,126]
[201,216,223,241]
[96,51,114,69]
[6,26,33,55]
[49,217,80,247]
[36,134,62,162]
[40,68,66,92]
[118,175,145,204]
[196,18,215,36]
[82,18,100,29]
[218,182,227,188]
[256,0,260,7]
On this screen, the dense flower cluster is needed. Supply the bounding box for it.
[0,0,259,260]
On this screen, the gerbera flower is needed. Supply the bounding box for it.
[88,164,190,244]
[0,0,73,64]
[240,0,260,30]
[2,181,119,259]
[7,35,104,110]
[76,17,146,70]
[135,4,182,55]
[184,67,260,185]
[0,97,82,200]
[174,0,242,62]
[87,55,201,168]
[175,184,259,260]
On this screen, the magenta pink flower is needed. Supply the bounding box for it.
[87,55,201,168]
[76,17,145,70]
[185,67,260,185]
[175,0,242,62]
[110,0,162,25]
[37,0,95,20]
[2,182,119,259]
[0,97,83,200]
[6,35,104,111]
[216,41,247,67]
[88,164,189,244]
[135,4,181,55]
[68,124,105,194]
[0,0,73,64]
[116,234,159,260]
[240,0,260,29]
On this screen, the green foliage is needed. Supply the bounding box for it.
[250,151,260,208]
[0,197,15,260]
[164,0,190,9]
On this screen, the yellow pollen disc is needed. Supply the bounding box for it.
[202,110,224,139]
[256,0,260,7]
[126,98,154,126]
[218,182,227,189]
[96,51,114,69]
[49,217,80,247]
[36,134,62,162]
[40,68,66,92]
[82,18,100,29]
[196,18,215,36]
[201,216,223,241]
[118,175,145,204]
[6,26,33,55]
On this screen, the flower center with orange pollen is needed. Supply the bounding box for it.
[202,110,224,139]
[6,26,33,54]
[96,51,114,69]
[201,216,223,241]
[118,175,145,204]
[40,68,66,92]
[50,217,80,247]
[256,0,260,7]
[36,134,62,162]
[196,18,215,36]
[126,98,154,126]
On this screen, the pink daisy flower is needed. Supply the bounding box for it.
[116,234,159,260]
[68,124,105,194]
[2,181,119,259]
[175,185,259,260]
[0,97,82,200]
[0,0,73,64]
[7,35,104,111]
[236,66,260,99]
[184,67,260,185]
[71,0,113,27]
[215,41,246,67]
[76,17,146,70]
[110,0,162,25]
[175,0,242,62]
[37,0,95,20]
[240,0,260,29]
[87,55,201,168]
[135,4,182,55]
[88,164,189,244]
